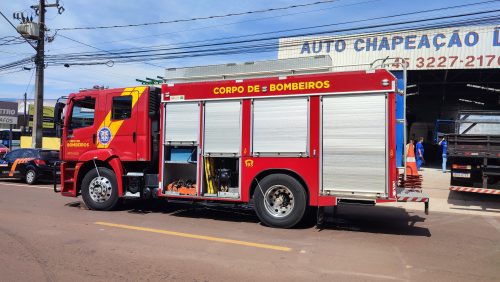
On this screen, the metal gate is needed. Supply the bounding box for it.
[322,94,387,195]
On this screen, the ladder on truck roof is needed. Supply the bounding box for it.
[163,55,334,84]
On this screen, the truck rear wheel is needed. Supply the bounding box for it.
[81,167,119,211]
[253,174,307,228]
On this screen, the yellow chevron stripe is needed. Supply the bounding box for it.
[97,86,147,148]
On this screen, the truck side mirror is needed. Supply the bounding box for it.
[53,102,65,126]
[54,102,66,138]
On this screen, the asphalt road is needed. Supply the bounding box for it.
[0,180,499,282]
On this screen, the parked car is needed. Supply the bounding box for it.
[0,148,60,184]
[0,144,9,157]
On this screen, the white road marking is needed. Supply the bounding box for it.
[0,182,52,190]
[483,216,500,234]
[321,269,407,281]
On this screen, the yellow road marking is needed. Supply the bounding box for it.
[95,221,292,252]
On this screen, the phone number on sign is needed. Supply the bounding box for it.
[392,55,500,69]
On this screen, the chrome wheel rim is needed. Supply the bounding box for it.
[26,170,35,183]
[89,176,112,203]
[263,185,295,218]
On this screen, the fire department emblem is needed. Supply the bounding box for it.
[98,127,112,145]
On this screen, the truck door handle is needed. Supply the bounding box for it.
[92,134,96,144]
[132,132,136,143]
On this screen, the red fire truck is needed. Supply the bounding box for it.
[54,57,428,228]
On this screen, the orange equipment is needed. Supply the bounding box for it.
[166,180,197,195]
[399,143,423,189]
[405,143,419,176]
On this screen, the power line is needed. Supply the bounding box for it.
[1,8,498,72]
[0,68,30,75]
[45,9,500,61]
[0,36,37,46]
[50,1,500,57]
[57,34,164,68]
[30,0,499,71]
[3,18,499,72]
[55,0,341,31]
[43,18,499,67]
[48,0,378,53]
[24,68,35,93]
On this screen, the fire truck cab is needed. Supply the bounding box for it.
[56,56,429,228]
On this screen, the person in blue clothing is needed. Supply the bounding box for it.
[416,137,425,170]
[438,137,447,173]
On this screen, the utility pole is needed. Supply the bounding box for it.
[30,0,64,148]
[31,0,45,148]
[23,92,27,133]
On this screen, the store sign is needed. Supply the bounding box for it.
[278,25,500,70]
[28,104,54,129]
[0,101,18,125]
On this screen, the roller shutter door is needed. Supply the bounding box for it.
[204,101,241,154]
[322,94,387,194]
[164,102,200,143]
[252,97,308,154]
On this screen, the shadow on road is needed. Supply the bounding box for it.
[126,199,261,224]
[323,205,431,237]
[65,199,430,236]
[447,190,500,212]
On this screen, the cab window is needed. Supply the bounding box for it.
[69,98,96,129]
[112,96,132,120]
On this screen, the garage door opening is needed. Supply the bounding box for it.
[406,68,499,166]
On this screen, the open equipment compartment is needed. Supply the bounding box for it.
[163,146,198,196]
[201,100,242,198]
[162,101,200,196]
[202,156,240,198]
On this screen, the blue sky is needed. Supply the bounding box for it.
[0,0,497,100]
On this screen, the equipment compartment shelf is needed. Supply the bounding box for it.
[163,145,198,196]
[202,156,240,199]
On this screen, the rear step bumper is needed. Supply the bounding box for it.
[450,186,500,195]
[396,187,429,214]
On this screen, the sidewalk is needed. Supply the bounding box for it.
[387,168,500,217]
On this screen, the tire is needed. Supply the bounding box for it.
[25,168,37,185]
[253,174,307,228]
[81,167,119,211]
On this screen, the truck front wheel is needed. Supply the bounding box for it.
[254,174,307,228]
[81,167,119,211]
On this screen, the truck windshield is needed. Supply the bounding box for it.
[458,114,500,135]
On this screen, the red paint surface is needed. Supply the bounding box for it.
[162,70,394,101]
[62,70,399,207]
